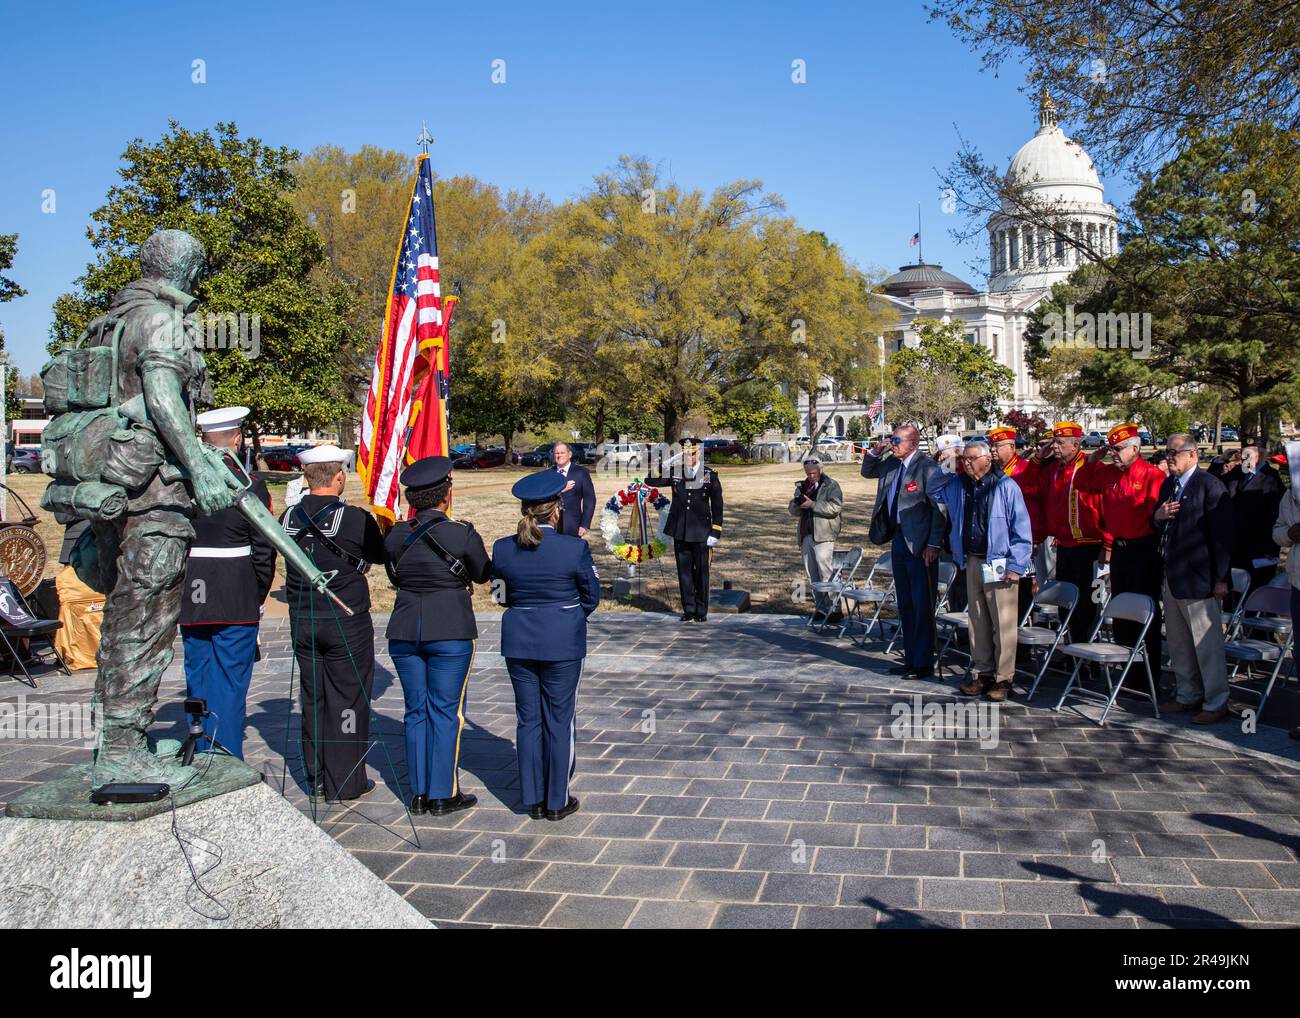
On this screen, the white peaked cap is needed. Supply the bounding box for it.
[196,406,250,433]
[935,433,963,452]
[297,445,350,465]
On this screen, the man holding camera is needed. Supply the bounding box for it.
[789,457,843,620]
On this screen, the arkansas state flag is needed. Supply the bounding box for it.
[358,154,453,523]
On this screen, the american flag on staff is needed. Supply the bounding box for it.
[866,394,884,418]
[358,153,456,524]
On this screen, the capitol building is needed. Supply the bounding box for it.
[795,92,1120,439]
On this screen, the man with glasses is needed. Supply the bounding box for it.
[789,457,844,621]
[1075,423,1166,675]
[990,424,1047,617]
[1154,434,1232,724]
[928,440,1033,700]
[863,425,945,678]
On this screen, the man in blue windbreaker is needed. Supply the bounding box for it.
[928,438,1033,702]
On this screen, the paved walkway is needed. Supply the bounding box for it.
[3,612,1299,928]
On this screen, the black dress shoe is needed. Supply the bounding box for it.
[428,792,478,816]
[333,779,376,802]
[681,613,696,623]
[904,668,935,680]
[308,780,325,798]
[888,663,914,675]
[527,801,546,819]
[545,796,580,822]
[694,613,707,622]
[409,794,429,815]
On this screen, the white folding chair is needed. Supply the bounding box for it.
[842,551,895,645]
[1224,567,1253,639]
[1054,592,1159,725]
[1019,580,1079,701]
[808,547,864,636]
[889,561,961,657]
[1224,585,1295,722]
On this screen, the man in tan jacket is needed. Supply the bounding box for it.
[1270,479,1300,741]
[789,457,844,620]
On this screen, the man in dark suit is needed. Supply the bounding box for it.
[645,438,724,622]
[1154,433,1232,724]
[862,424,946,678]
[1223,444,1284,592]
[554,441,596,538]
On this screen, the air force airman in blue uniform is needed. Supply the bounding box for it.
[492,471,601,821]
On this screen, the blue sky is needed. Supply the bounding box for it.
[0,0,1131,376]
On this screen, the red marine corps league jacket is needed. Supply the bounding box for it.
[1017,451,1108,549]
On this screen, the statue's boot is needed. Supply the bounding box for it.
[93,721,197,790]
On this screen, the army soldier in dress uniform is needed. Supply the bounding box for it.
[280,445,387,801]
[384,456,492,817]
[180,407,277,760]
[645,438,724,622]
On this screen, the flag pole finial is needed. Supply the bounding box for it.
[417,122,434,155]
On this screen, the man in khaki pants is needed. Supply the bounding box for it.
[927,440,1034,701]
[789,457,843,619]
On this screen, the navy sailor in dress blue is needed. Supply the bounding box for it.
[492,470,601,821]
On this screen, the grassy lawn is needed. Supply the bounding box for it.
[4,461,884,616]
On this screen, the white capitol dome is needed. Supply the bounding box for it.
[987,91,1118,293]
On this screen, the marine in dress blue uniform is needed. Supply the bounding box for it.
[180,407,277,759]
[280,445,387,801]
[384,456,492,817]
[645,438,724,622]
[493,471,601,820]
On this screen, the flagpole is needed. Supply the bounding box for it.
[878,334,887,434]
[916,202,922,264]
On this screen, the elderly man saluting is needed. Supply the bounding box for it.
[863,424,945,679]
[788,457,843,620]
[928,439,1033,701]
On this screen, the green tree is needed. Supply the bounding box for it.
[1025,124,1300,442]
[708,381,798,445]
[51,121,355,444]
[887,319,1013,435]
[0,233,27,423]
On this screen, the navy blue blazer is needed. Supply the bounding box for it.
[556,463,597,537]
[492,526,601,661]
[1154,468,1232,599]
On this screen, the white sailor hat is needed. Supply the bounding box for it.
[298,445,350,465]
[935,433,963,453]
[196,406,250,433]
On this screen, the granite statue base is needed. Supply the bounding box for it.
[0,782,430,928]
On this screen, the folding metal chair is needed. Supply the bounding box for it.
[1224,567,1253,639]
[1054,592,1158,725]
[888,560,956,654]
[0,578,70,689]
[842,551,894,645]
[1224,586,1295,722]
[1018,580,1079,701]
[808,547,864,636]
[1267,572,1291,589]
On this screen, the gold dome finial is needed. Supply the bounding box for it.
[1038,88,1058,130]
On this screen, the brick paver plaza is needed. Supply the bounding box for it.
[3,612,1299,928]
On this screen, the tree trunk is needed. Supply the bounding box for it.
[806,385,819,440]
[1213,403,1222,448]
[663,405,681,444]
[593,403,607,446]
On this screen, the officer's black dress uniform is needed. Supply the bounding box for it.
[384,458,493,814]
[644,460,724,621]
[180,453,276,759]
[280,493,387,800]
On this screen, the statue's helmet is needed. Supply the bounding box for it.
[138,229,207,288]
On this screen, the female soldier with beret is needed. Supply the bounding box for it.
[385,455,492,817]
[492,471,601,821]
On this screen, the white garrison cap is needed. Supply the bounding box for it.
[935,433,963,453]
[196,406,250,433]
[297,445,350,465]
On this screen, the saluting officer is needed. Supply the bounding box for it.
[645,438,724,622]
[180,407,277,760]
[280,445,386,801]
[493,471,601,821]
[384,456,492,817]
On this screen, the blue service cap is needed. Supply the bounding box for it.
[400,455,453,491]
[511,469,567,504]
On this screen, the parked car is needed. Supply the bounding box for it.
[10,446,41,473]
[570,441,600,464]
[702,438,746,458]
[1082,431,1105,448]
[453,446,508,470]
[519,443,556,467]
[600,442,646,469]
[1218,426,1239,442]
